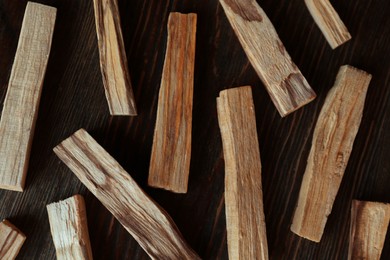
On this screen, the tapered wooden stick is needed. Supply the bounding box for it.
[0,2,56,192]
[349,200,390,260]
[148,13,197,194]
[53,129,200,260]
[291,65,372,242]
[47,195,93,260]
[92,0,137,115]
[305,0,351,49]
[0,219,26,259]
[217,86,268,260]
[219,0,316,117]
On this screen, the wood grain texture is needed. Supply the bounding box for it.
[0,219,26,260]
[0,2,56,192]
[305,0,351,49]
[219,0,316,117]
[93,0,137,115]
[53,129,200,260]
[291,65,372,242]
[349,200,390,260]
[0,0,390,259]
[148,12,197,194]
[47,195,93,260]
[217,86,268,260]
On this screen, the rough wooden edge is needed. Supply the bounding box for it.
[47,194,93,260]
[291,65,372,242]
[92,0,137,115]
[348,200,390,260]
[305,0,351,49]
[0,219,26,259]
[148,12,197,193]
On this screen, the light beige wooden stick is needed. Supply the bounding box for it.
[92,0,137,115]
[53,129,200,260]
[217,86,268,260]
[349,200,390,260]
[219,0,316,117]
[291,65,372,242]
[0,2,56,192]
[305,0,351,49]
[148,13,197,194]
[0,219,26,260]
[47,195,93,260]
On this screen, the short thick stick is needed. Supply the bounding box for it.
[0,219,26,259]
[54,129,199,260]
[348,200,390,260]
[93,0,137,115]
[305,0,351,49]
[0,2,56,191]
[217,86,268,260]
[47,195,93,260]
[291,65,372,242]
[219,0,316,117]
[148,13,197,193]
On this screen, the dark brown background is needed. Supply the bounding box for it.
[0,0,389,259]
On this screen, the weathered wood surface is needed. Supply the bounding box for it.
[217,86,268,260]
[93,0,137,115]
[219,0,316,117]
[54,129,200,260]
[305,0,351,49]
[348,200,390,260]
[0,0,389,259]
[291,65,372,242]
[0,219,26,260]
[0,2,56,191]
[148,12,197,193]
[47,195,93,260]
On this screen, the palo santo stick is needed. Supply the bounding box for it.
[0,2,56,192]
[217,86,268,260]
[305,0,351,49]
[148,13,197,194]
[47,195,93,260]
[92,0,137,115]
[291,65,372,242]
[349,200,390,260]
[0,219,26,259]
[53,129,200,260]
[219,0,316,117]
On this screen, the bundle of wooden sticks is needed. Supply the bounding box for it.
[0,1,388,260]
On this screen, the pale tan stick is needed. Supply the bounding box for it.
[0,2,56,192]
[291,65,372,242]
[217,86,268,260]
[348,200,390,260]
[219,0,316,117]
[305,0,351,49]
[0,219,26,260]
[148,13,197,194]
[53,129,200,260]
[92,0,137,115]
[47,195,93,260]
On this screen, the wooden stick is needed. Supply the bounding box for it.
[217,86,268,260]
[291,65,372,242]
[92,0,137,115]
[349,200,390,260]
[219,0,316,117]
[148,13,197,194]
[0,219,26,259]
[53,129,200,260]
[305,0,351,49]
[0,2,56,192]
[47,195,93,260]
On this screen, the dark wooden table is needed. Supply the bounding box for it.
[0,0,389,259]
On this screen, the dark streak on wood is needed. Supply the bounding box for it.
[222,0,263,22]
